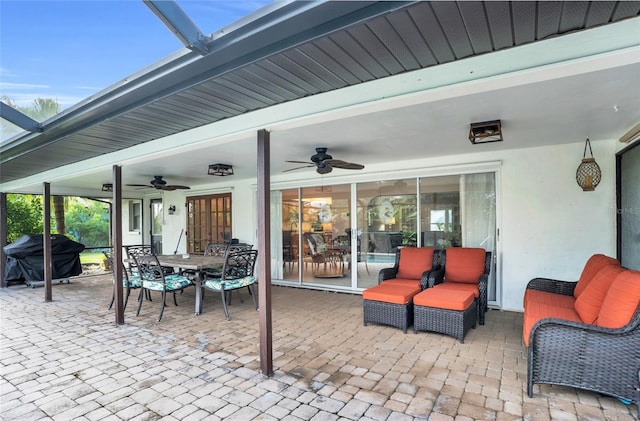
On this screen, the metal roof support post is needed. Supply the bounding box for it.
[0,193,6,288]
[257,128,273,376]
[112,165,125,325]
[43,182,52,302]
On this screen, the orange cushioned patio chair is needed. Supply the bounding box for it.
[429,247,491,325]
[378,247,441,290]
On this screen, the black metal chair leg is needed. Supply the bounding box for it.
[123,288,131,310]
[158,291,167,322]
[136,288,144,316]
[248,285,258,310]
[220,290,230,320]
[108,290,115,310]
[173,291,178,306]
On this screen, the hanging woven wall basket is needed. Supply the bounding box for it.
[576,138,601,191]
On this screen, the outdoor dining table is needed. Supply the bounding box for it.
[153,254,225,315]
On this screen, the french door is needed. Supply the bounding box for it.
[186,193,232,254]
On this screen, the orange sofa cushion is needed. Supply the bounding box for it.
[444,247,486,284]
[413,288,475,311]
[396,247,434,280]
[573,254,620,298]
[597,269,640,328]
[381,278,421,290]
[362,284,421,305]
[432,282,479,298]
[523,300,582,347]
[523,289,575,311]
[574,265,625,324]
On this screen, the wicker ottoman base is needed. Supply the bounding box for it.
[363,299,413,333]
[413,293,477,343]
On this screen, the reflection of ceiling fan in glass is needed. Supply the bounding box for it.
[285,147,364,174]
[127,175,190,191]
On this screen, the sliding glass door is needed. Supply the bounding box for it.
[272,171,498,305]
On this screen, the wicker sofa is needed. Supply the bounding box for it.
[523,254,640,416]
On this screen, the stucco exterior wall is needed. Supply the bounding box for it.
[153,138,617,313]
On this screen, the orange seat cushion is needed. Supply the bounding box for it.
[522,300,582,347]
[432,282,479,298]
[396,247,434,279]
[573,254,620,298]
[574,265,625,324]
[523,289,575,311]
[597,269,640,328]
[444,247,486,284]
[362,284,421,305]
[381,278,422,289]
[413,288,475,311]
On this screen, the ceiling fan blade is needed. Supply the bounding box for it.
[324,159,364,170]
[285,160,313,164]
[126,184,152,187]
[161,185,190,191]
[283,164,314,173]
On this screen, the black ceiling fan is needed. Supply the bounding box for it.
[285,147,365,175]
[127,175,190,191]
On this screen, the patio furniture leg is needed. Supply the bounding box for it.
[136,288,144,316]
[220,289,231,320]
[158,290,167,322]
[248,285,258,310]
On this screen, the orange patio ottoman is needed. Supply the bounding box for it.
[413,286,477,343]
[363,283,421,333]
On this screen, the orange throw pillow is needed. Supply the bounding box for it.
[573,254,620,298]
[396,247,434,280]
[574,265,625,324]
[444,247,486,284]
[597,270,640,328]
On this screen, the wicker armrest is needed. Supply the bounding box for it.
[378,267,398,284]
[526,277,576,296]
[528,306,640,403]
[426,268,445,288]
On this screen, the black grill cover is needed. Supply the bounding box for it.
[4,234,85,283]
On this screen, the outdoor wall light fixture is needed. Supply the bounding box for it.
[576,138,601,191]
[469,120,503,144]
[168,205,176,215]
[208,163,234,176]
[102,183,113,192]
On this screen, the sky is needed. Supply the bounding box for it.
[0,0,272,111]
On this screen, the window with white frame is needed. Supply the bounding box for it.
[129,200,142,232]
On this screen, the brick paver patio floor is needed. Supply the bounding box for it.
[1,274,637,420]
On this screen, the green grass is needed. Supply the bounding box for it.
[80,251,107,265]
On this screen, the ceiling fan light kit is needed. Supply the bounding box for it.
[469,120,503,144]
[285,147,364,174]
[208,163,234,176]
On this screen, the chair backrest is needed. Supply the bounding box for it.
[229,243,252,252]
[395,247,435,279]
[221,249,258,281]
[134,254,166,283]
[303,232,327,256]
[124,244,153,275]
[443,247,489,284]
[204,243,228,257]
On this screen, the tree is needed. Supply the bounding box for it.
[6,194,43,243]
[1,96,61,139]
[64,198,110,247]
[53,196,66,235]
[2,97,67,235]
